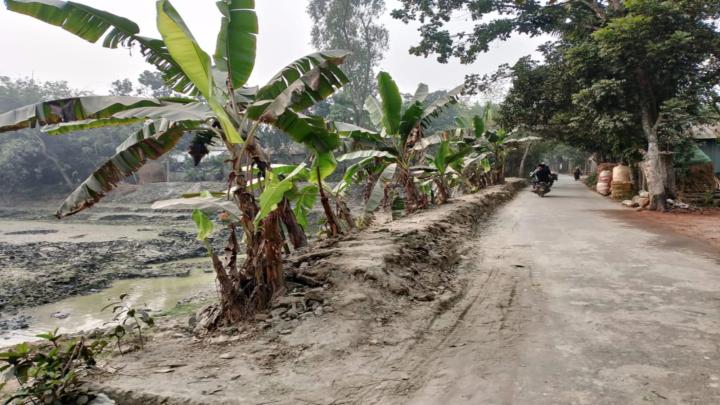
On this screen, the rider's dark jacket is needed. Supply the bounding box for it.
[533,166,552,183]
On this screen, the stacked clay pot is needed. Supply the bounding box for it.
[610,165,633,200]
[597,170,612,196]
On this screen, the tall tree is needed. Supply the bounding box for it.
[308,0,389,126]
[137,70,176,98]
[394,0,720,210]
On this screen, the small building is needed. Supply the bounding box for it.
[692,124,720,175]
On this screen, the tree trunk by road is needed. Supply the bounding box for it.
[641,109,667,211]
[518,142,532,178]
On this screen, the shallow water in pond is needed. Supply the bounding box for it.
[1,259,215,347]
[0,219,166,244]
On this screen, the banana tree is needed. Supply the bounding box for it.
[337,72,464,213]
[1,0,350,322]
[453,115,540,188]
[417,136,470,204]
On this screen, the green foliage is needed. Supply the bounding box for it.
[395,0,720,184]
[102,293,155,351]
[192,209,214,242]
[336,73,466,213]
[584,171,598,188]
[0,76,139,194]
[376,72,402,135]
[365,163,396,213]
[255,164,308,226]
[391,0,609,63]
[288,185,318,229]
[0,330,106,405]
[2,0,350,219]
[156,0,241,144]
[213,0,258,89]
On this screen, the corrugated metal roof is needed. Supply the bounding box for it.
[691,124,720,140]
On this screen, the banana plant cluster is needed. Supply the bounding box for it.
[336,88,538,211]
[450,113,540,192]
[336,71,464,213]
[0,0,352,321]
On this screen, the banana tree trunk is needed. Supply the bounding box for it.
[336,199,355,231]
[399,167,423,212]
[248,210,285,310]
[279,198,308,248]
[206,138,297,326]
[434,177,449,204]
[317,169,341,237]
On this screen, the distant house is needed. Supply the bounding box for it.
[692,124,720,175]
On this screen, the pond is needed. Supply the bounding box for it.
[1,260,215,348]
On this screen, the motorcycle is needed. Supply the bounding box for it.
[532,181,551,197]
[574,171,581,181]
[530,172,552,197]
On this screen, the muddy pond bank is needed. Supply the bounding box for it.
[0,185,231,336]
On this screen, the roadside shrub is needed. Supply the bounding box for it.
[0,329,107,404]
[102,294,155,352]
[584,172,598,188]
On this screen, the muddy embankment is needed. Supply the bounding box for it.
[96,179,526,405]
[0,182,229,331]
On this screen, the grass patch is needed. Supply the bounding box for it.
[157,300,208,318]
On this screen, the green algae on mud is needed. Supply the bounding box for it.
[1,262,215,347]
[0,220,224,312]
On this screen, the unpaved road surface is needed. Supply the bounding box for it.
[97,179,720,405]
[391,176,720,404]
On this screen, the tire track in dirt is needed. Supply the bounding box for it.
[347,207,537,404]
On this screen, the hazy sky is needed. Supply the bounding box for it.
[0,0,549,97]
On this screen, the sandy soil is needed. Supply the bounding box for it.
[91,181,526,404]
[636,209,720,251]
[91,177,720,405]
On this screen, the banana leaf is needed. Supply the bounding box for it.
[399,101,425,141]
[43,101,211,135]
[271,111,340,153]
[157,0,241,143]
[0,96,162,133]
[152,195,240,217]
[365,163,396,213]
[337,150,394,162]
[4,0,195,95]
[246,50,351,121]
[377,72,402,135]
[364,96,383,129]
[473,115,485,138]
[56,121,191,217]
[254,163,306,226]
[309,151,337,182]
[287,184,318,229]
[214,0,257,89]
[334,122,384,147]
[420,84,464,128]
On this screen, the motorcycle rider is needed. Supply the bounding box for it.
[531,163,552,185]
[574,167,582,181]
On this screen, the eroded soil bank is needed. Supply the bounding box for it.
[94,180,527,405]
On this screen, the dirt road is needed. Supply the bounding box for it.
[391,176,720,404]
[97,179,720,405]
